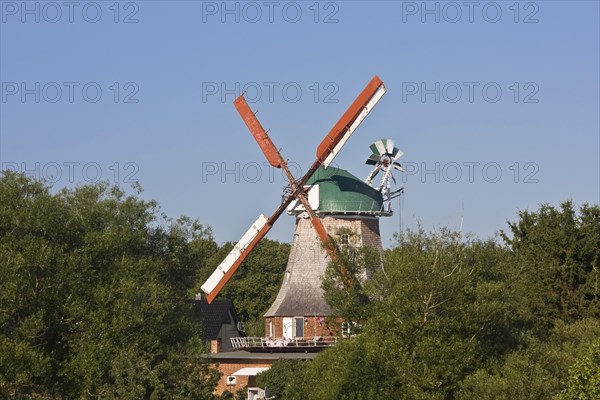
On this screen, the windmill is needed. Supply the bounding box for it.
[365,139,405,204]
[200,76,387,304]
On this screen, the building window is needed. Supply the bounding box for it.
[336,227,354,246]
[340,233,350,245]
[294,317,304,338]
[269,321,274,338]
[341,321,355,338]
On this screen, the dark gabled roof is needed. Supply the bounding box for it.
[195,299,241,340]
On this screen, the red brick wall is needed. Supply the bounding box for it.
[360,218,382,248]
[321,216,383,249]
[264,316,341,338]
[212,359,276,394]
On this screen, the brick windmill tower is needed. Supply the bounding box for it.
[200,76,403,345]
[264,151,403,340]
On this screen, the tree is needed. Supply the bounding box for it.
[255,359,306,399]
[458,318,600,400]
[320,243,381,326]
[286,228,520,400]
[555,338,600,400]
[0,172,220,398]
[501,201,600,332]
[232,201,600,399]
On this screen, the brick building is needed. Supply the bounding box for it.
[208,351,317,395]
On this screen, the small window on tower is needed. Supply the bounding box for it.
[342,321,356,338]
[340,234,350,245]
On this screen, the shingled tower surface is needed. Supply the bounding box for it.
[264,167,390,340]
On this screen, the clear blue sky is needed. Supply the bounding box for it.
[1,1,599,247]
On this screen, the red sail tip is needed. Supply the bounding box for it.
[234,95,283,168]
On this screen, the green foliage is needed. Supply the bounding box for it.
[255,359,306,399]
[321,243,381,325]
[0,172,220,398]
[286,336,407,400]
[264,201,599,399]
[459,319,600,400]
[3,172,599,399]
[501,201,600,331]
[555,338,600,400]
[301,228,519,400]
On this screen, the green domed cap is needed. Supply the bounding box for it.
[306,166,387,215]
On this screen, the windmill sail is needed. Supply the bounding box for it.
[316,76,386,168]
[234,96,284,168]
[201,214,270,303]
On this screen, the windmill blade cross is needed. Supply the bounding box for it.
[201,75,386,303]
[365,139,406,199]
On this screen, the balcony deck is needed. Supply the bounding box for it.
[231,336,339,353]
